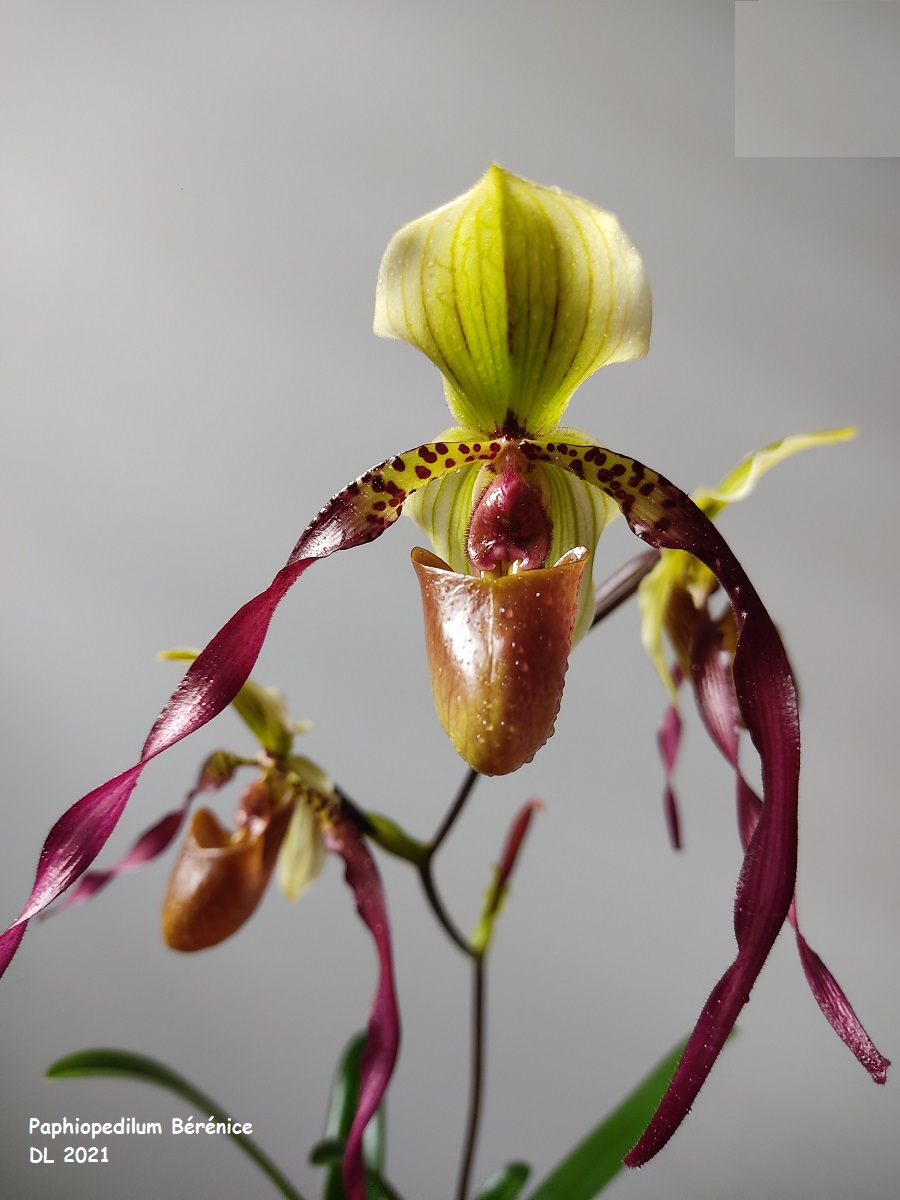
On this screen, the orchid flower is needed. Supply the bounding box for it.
[0,165,864,1167]
[637,433,890,1085]
[48,657,397,1200]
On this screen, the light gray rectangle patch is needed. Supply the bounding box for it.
[735,1,900,156]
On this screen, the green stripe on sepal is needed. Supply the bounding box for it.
[374,166,651,436]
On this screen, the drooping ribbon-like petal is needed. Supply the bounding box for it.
[689,611,889,1086]
[310,797,400,1200]
[374,165,651,436]
[498,436,803,1165]
[50,751,242,913]
[0,441,501,977]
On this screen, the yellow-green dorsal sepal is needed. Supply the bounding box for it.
[373,165,652,436]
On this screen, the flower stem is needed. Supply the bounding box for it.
[456,954,487,1200]
[416,768,481,957]
[431,768,480,853]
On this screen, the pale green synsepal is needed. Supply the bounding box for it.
[693,428,856,519]
[638,428,857,698]
[277,792,326,901]
[374,166,651,435]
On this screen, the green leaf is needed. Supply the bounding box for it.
[525,1040,686,1200]
[473,1162,531,1200]
[46,1048,305,1200]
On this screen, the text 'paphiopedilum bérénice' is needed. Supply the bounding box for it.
[1,166,886,1177]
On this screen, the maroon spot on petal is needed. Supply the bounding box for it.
[459,443,470,454]
[640,482,656,496]
[373,500,387,512]
[347,482,361,496]
[472,443,482,452]
[655,517,671,533]
[611,463,626,477]
[419,446,438,463]
[415,465,432,480]
[391,456,406,472]
[445,458,456,469]
[435,441,448,455]
[371,475,386,493]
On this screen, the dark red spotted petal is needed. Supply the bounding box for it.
[1,442,502,979]
[521,438,801,1166]
[691,615,889,1085]
[317,807,400,1200]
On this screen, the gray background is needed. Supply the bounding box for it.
[1,3,897,1198]
[736,2,900,158]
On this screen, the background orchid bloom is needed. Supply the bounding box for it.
[638,432,889,1084]
[33,659,398,1200]
[0,166,844,1169]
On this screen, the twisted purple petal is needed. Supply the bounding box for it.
[521,439,802,1166]
[691,616,889,1085]
[321,818,400,1200]
[3,442,482,979]
[48,752,240,913]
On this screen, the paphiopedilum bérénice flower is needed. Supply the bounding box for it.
[1,166,886,1172]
